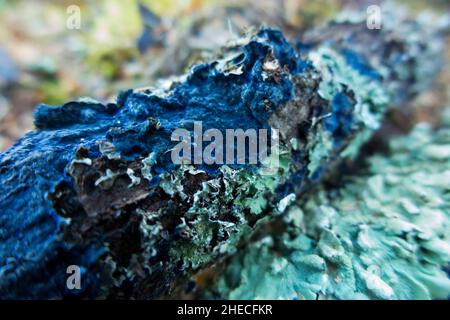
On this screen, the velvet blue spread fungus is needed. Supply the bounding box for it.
[0,12,446,299]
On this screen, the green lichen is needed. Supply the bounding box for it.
[169,151,292,267]
[209,118,450,300]
[307,45,390,171]
[306,129,334,175]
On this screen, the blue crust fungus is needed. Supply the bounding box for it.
[0,10,446,298]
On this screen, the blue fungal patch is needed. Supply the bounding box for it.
[0,28,310,298]
[324,90,356,146]
[341,48,382,81]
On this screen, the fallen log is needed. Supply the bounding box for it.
[0,10,446,298]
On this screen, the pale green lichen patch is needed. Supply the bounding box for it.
[306,45,391,174]
[209,120,450,300]
[306,128,334,175]
[141,152,158,181]
[168,150,293,269]
[94,168,119,189]
[126,168,141,188]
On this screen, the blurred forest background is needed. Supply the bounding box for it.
[0,0,449,150]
